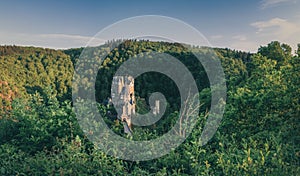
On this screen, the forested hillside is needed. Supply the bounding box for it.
[0,41,299,175]
[0,46,73,102]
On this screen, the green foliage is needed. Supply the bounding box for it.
[0,41,299,175]
[258,41,292,66]
[297,43,300,57]
[2,88,83,154]
[0,46,74,101]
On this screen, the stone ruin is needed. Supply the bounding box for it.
[112,76,135,134]
[111,75,160,134]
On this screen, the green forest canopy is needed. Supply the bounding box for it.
[0,40,299,175]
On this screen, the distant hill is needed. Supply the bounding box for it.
[0,41,251,102]
[0,45,74,101]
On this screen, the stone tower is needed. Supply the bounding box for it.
[111,76,135,134]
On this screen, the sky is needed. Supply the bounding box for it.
[0,0,299,52]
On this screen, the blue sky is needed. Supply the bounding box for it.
[0,0,299,52]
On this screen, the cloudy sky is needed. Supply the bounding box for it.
[0,0,299,52]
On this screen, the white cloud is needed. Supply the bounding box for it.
[227,18,300,52]
[0,32,105,49]
[37,34,105,48]
[39,34,91,41]
[260,0,297,9]
[251,18,299,39]
[249,17,300,52]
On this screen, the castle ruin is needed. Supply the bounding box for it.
[111,75,161,134]
[112,76,135,134]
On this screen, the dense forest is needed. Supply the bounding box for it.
[0,40,299,175]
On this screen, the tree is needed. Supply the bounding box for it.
[297,43,300,57]
[258,41,292,66]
